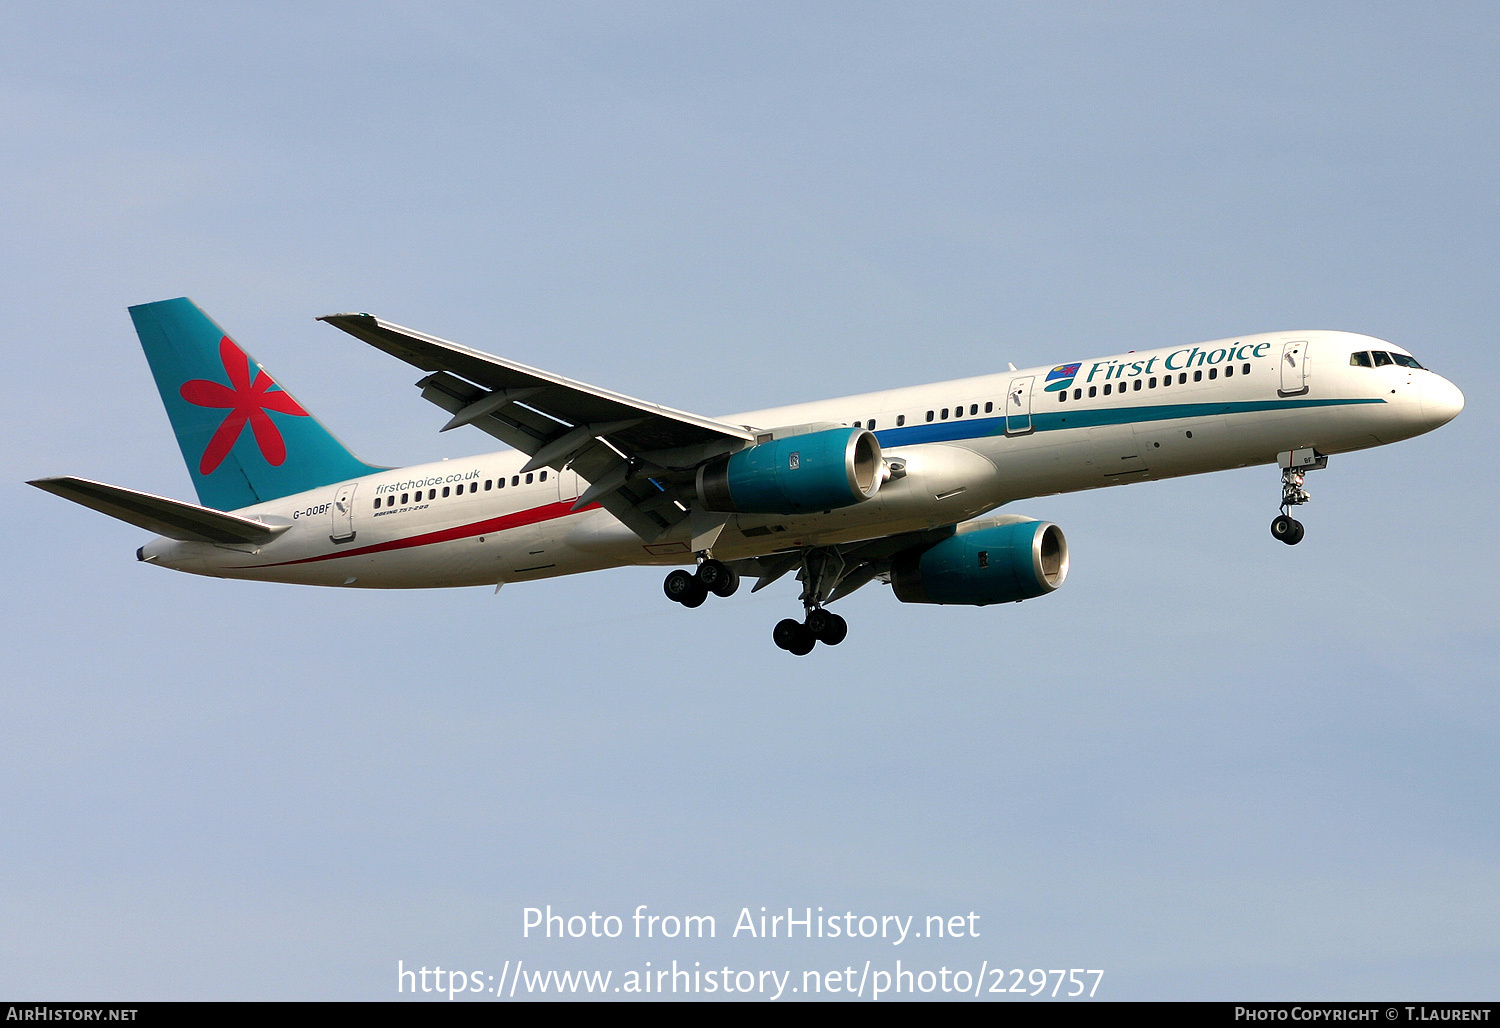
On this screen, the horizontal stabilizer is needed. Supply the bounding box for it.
[28,476,289,545]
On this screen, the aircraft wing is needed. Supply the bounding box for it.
[319,312,759,542]
[28,476,289,545]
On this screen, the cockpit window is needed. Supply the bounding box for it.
[1389,352,1425,369]
[1350,351,1372,367]
[1371,350,1394,367]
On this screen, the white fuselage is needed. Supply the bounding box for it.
[138,330,1464,588]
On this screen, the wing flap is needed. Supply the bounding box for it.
[29,476,288,545]
[417,372,556,454]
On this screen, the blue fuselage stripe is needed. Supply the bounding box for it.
[872,397,1384,448]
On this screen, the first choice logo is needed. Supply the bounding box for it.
[1086,342,1274,383]
[1044,363,1081,392]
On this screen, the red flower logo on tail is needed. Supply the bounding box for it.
[179,336,309,474]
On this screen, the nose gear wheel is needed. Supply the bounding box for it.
[1270,513,1304,545]
[1272,450,1325,546]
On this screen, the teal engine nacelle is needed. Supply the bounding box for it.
[891,519,1069,605]
[696,427,883,515]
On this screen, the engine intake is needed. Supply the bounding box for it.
[697,427,883,515]
[892,519,1068,605]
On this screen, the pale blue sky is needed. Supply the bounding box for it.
[2,1,1496,1000]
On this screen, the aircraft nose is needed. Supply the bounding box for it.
[1419,374,1465,428]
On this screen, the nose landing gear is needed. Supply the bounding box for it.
[1271,448,1326,546]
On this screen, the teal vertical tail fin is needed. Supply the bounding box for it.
[129,297,383,511]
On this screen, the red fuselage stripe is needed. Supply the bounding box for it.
[244,500,600,567]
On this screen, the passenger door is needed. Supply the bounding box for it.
[1005,376,1035,435]
[1279,340,1310,396]
[329,482,357,543]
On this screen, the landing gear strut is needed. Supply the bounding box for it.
[771,549,850,655]
[662,556,740,607]
[1271,448,1326,546]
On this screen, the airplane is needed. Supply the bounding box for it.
[30,298,1464,655]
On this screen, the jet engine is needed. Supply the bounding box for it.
[891,518,1068,605]
[696,427,883,515]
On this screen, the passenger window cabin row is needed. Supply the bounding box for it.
[374,470,548,510]
[374,357,1278,512]
[846,362,1257,429]
[1055,363,1252,403]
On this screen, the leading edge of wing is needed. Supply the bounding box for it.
[317,312,757,446]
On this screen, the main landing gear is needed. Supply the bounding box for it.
[663,558,739,607]
[1271,448,1326,546]
[772,608,848,655]
[662,547,855,654]
[770,548,851,655]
